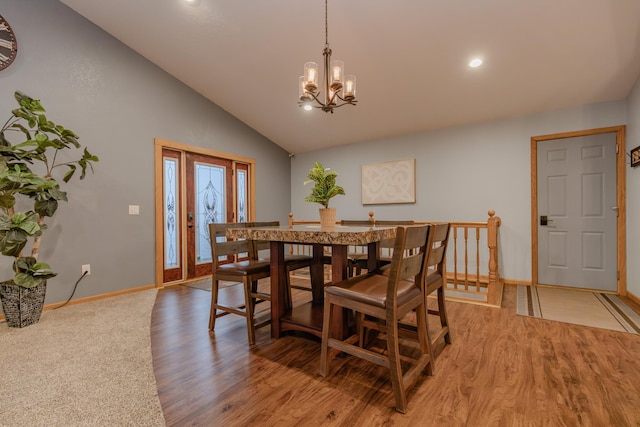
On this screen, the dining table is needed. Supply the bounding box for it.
[226,224,397,339]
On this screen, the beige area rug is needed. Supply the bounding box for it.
[0,290,165,427]
[517,285,640,334]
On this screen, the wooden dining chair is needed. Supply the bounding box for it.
[319,224,435,413]
[424,222,453,353]
[341,219,416,276]
[359,222,452,369]
[249,221,314,305]
[339,219,374,276]
[374,220,416,266]
[208,222,272,345]
[289,212,332,282]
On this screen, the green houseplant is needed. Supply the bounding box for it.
[0,91,98,327]
[303,161,345,227]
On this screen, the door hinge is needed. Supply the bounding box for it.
[616,143,619,154]
[618,270,620,280]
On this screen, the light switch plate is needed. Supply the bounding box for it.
[129,205,140,215]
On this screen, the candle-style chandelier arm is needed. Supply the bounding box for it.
[297,93,357,112]
[333,93,358,106]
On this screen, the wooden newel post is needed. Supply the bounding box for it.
[486,210,502,306]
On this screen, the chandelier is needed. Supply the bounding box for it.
[298,0,357,113]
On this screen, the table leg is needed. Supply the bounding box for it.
[310,244,325,302]
[330,245,349,339]
[270,241,288,338]
[367,241,381,271]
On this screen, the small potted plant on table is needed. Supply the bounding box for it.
[303,161,345,228]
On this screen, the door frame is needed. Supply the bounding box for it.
[154,138,257,288]
[531,125,626,295]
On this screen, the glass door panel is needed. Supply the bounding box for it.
[236,163,249,223]
[186,153,233,279]
[162,149,182,282]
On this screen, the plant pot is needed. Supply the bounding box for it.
[0,280,46,328]
[319,207,336,229]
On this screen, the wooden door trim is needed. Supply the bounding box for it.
[154,138,257,288]
[531,125,626,295]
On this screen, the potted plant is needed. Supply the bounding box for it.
[303,161,345,228]
[0,91,98,327]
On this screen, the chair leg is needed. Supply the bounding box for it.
[244,279,256,345]
[209,277,220,330]
[285,269,293,309]
[437,287,452,344]
[417,301,435,375]
[357,312,365,347]
[319,295,334,377]
[386,320,408,414]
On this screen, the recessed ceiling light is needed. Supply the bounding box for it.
[469,58,483,68]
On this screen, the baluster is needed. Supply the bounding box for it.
[486,210,502,305]
[476,226,480,293]
[464,227,469,290]
[453,226,458,289]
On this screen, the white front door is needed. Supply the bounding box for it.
[537,133,617,291]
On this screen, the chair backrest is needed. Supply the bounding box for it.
[288,213,320,226]
[375,220,416,253]
[426,222,451,275]
[374,220,415,226]
[385,225,433,303]
[247,221,280,252]
[208,222,251,267]
[340,219,373,226]
[249,221,280,227]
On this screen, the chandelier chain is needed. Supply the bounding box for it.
[325,0,328,47]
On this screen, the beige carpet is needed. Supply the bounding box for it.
[0,289,165,426]
[517,285,640,334]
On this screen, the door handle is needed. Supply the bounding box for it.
[540,215,554,226]
[611,206,619,217]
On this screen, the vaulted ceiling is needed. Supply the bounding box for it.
[60,0,640,154]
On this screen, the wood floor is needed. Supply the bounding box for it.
[151,279,640,426]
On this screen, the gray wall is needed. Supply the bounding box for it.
[291,101,629,284]
[2,0,637,305]
[0,0,291,305]
[626,75,640,297]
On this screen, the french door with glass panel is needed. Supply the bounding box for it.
[157,140,253,285]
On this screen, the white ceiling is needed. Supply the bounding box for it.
[60,0,640,154]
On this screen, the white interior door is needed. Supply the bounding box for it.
[537,133,617,291]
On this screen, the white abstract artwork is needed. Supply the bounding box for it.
[361,158,416,205]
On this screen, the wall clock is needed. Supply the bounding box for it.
[0,14,18,71]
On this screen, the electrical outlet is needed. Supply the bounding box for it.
[82,264,91,276]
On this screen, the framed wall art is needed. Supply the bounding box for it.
[361,158,416,205]
[631,145,640,168]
